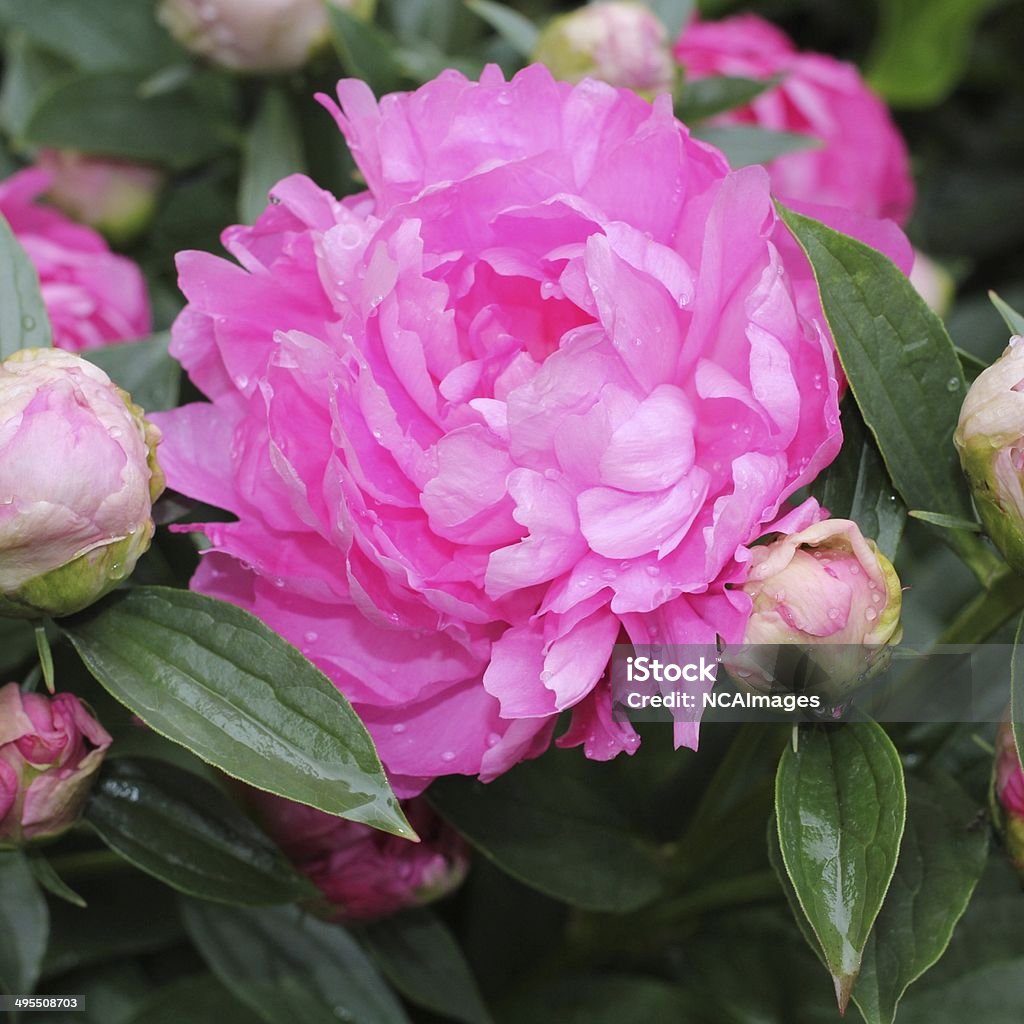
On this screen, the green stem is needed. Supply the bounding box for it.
[948,530,1006,590]
[47,849,127,879]
[34,623,54,693]
[938,569,1024,644]
[645,870,781,923]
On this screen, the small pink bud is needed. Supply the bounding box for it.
[992,716,1024,879]
[0,683,111,847]
[0,349,164,619]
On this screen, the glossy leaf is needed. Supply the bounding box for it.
[61,586,412,838]
[852,774,989,1024]
[361,909,492,1024]
[676,75,779,123]
[28,856,86,909]
[84,758,315,905]
[908,511,982,532]
[429,758,664,912]
[778,206,975,525]
[0,851,48,995]
[692,125,819,167]
[0,211,52,358]
[124,975,252,1024]
[990,290,1024,336]
[775,723,906,1011]
[464,0,538,57]
[810,399,906,560]
[182,900,411,1024]
[239,89,305,225]
[83,333,180,414]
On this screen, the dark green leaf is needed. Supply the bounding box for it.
[327,8,408,97]
[82,333,180,414]
[956,346,988,383]
[0,211,52,357]
[0,851,48,995]
[0,618,35,677]
[775,723,906,1012]
[1011,614,1024,771]
[123,975,252,1024]
[852,774,989,1024]
[866,0,997,107]
[28,856,86,909]
[61,586,412,838]
[810,399,906,560]
[84,758,315,905]
[778,206,975,525]
[0,0,179,72]
[645,0,696,39]
[21,72,232,170]
[0,33,76,137]
[676,75,779,123]
[361,909,492,1024]
[908,510,982,532]
[990,290,1024,336]
[239,89,305,225]
[428,758,664,912]
[182,900,411,1024]
[464,0,538,58]
[692,125,820,167]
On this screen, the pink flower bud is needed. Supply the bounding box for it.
[534,1,677,95]
[992,716,1024,879]
[909,250,955,316]
[38,151,163,245]
[731,519,903,698]
[247,791,469,921]
[157,0,376,73]
[955,338,1024,573]
[0,349,164,619]
[0,683,111,847]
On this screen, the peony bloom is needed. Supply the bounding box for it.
[0,168,151,352]
[674,14,914,224]
[992,716,1024,879]
[158,0,376,73]
[955,337,1024,572]
[726,518,902,698]
[155,66,910,792]
[247,792,468,921]
[534,1,677,97]
[38,151,163,245]
[0,349,164,619]
[0,682,112,847]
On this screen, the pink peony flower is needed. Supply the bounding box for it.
[0,682,112,847]
[0,167,151,352]
[247,792,468,921]
[675,14,914,224]
[155,66,910,793]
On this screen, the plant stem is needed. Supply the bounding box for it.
[34,622,54,693]
[939,569,1024,644]
[47,849,127,879]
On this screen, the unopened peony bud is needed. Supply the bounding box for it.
[0,683,111,847]
[728,519,903,699]
[0,349,164,619]
[910,250,955,317]
[992,716,1024,878]
[39,151,162,245]
[247,791,469,921]
[955,339,1024,573]
[534,1,677,96]
[158,0,376,73]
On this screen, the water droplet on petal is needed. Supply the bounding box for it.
[304,630,319,643]
[441,750,456,762]
[865,607,878,622]
[645,565,661,577]
[392,723,406,734]
[827,607,840,620]
[600,568,617,582]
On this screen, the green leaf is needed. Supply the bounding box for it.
[84,758,315,905]
[774,723,907,1012]
[82,333,180,414]
[0,211,52,358]
[182,900,411,1024]
[327,8,408,98]
[990,290,1024,336]
[21,72,233,170]
[1011,614,1024,772]
[464,0,539,58]
[777,206,976,526]
[908,510,982,532]
[956,346,988,383]
[61,586,413,838]
[28,855,86,909]
[645,0,696,39]
[361,909,492,1024]
[0,0,179,72]
[0,618,35,677]
[239,88,306,225]
[0,851,48,995]
[428,757,664,912]
[852,774,989,1024]
[675,75,779,123]
[124,975,252,1024]
[809,399,906,561]
[0,33,76,138]
[692,125,820,167]
[866,0,997,108]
